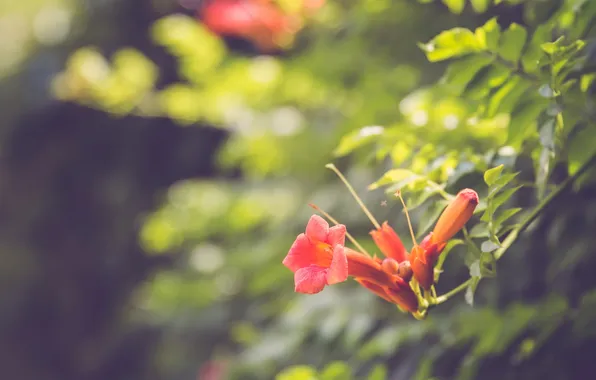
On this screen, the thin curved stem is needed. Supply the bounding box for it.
[326,163,382,230]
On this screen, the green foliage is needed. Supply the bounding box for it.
[46,0,596,379]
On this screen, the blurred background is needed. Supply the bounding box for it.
[1,0,596,379]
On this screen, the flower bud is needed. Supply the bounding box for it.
[370,222,408,262]
[432,189,479,244]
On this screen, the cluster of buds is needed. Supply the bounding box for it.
[282,174,478,318]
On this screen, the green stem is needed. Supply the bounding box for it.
[436,154,596,303]
[326,163,382,230]
[434,279,471,304]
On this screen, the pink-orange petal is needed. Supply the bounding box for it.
[327,224,346,247]
[283,233,317,272]
[305,214,329,242]
[326,245,348,285]
[294,265,328,294]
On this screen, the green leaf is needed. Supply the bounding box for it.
[420,28,484,62]
[493,207,522,228]
[320,361,352,380]
[334,126,385,157]
[442,55,494,95]
[484,164,504,186]
[276,365,318,380]
[442,0,465,14]
[436,239,465,274]
[469,223,489,238]
[367,364,388,380]
[489,172,520,196]
[481,240,500,252]
[368,168,419,190]
[480,251,497,277]
[541,36,565,55]
[580,73,596,92]
[568,126,596,175]
[487,76,532,117]
[470,0,490,13]
[498,23,528,63]
[417,199,450,238]
[507,100,547,146]
[475,17,501,51]
[465,276,481,306]
[521,24,551,73]
[491,186,522,209]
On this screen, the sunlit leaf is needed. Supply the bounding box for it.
[442,55,494,95]
[334,126,385,157]
[276,365,318,380]
[320,361,352,380]
[498,23,528,63]
[369,169,419,190]
[442,0,465,14]
[475,17,501,51]
[420,28,484,62]
[483,164,504,186]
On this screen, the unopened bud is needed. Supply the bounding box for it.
[381,257,400,275]
[397,261,413,282]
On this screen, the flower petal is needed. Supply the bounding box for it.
[326,245,348,285]
[294,265,328,294]
[370,222,407,262]
[283,233,317,272]
[305,214,329,242]
[327,224,346,247]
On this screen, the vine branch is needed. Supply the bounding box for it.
[434,154,596,304]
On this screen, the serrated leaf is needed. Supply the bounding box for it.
[481,240,500,252]
[493,207,522,228]
[442,55,494,95]
[420,28,484,62]
[442,0,465,14]
[368,169,418,190]
[498,23,528,63]
[334,126,385,157]
[484,164,504,186]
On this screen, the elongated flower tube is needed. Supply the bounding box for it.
[370,222,408,262]
[283,215,418,311]
[431,188,479,244]
[413,189,479,289]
